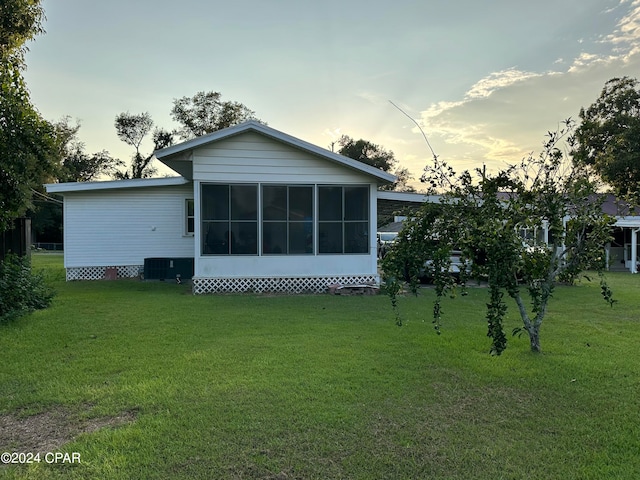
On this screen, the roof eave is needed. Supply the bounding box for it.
[45,176,189,194]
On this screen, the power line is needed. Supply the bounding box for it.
[31,188,63,205]
[389,100,438,160]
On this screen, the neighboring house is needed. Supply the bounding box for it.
[603,194,640,273]
[46,121,397,293]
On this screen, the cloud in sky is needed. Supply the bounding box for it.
[416,0,640,174]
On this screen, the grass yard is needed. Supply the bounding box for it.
[1,253,639,479]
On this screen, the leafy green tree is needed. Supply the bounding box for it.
[336,135,415,192]
[61,148,123,183]
[337,135,396,171]
[383,120,615,354]
[0,0,61,232]
[0,0,58,322]
[27,118,122,248]
[170,90,260,140]
[573,77,640,202]
[53,117,124,182]
[114,112,173,179]
[0,0,45,63]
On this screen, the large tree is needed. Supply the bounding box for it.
[0,0,45,61]
[337,135,396,171]
[0,0,61,231]
[170,90,259,140]
[0,0,56,320]
[383,120,615,354]
[573,77,640,202]
[54,117,124,182]
[114,112,173,179]
[336,135,415,192]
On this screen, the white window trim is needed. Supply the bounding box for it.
[184,198,195,236]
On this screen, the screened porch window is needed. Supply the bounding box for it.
[200,183,370,256]
[262,185,314,254]
[318,185,369,254]
[201,184,258,255]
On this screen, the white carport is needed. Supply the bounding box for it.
[611,217,640,273]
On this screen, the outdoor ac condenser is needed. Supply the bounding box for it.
[143,257,194,281]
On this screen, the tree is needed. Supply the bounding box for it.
[61,148,123,183]
[391,166,417,193]
[0,0,45,63]
[0,0,57,321]
[170,91,260,140]
[27,117,123,249]
[382,120,615,355]
[54,117,124,182]
[0,0,61,232]
[573,77,640,202]
[114,112,173,179]
[337,135,396,171]
[336,135,415,192]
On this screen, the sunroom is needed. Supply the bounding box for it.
[154,121,395,293]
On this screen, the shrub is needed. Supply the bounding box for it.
[0,254,54,324]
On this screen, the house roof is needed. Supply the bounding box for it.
[376,191,441,204]
[601,193,638,216]
[45,176,189,194]
[376,191,442,219]
[154,120,396,184]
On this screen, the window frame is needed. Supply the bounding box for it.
[201,183,259,256]
[318,185,370,255]
[199,183,370,257]
[185,199,195,236]
[262,184,314,255]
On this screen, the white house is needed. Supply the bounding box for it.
[46,121,397,293]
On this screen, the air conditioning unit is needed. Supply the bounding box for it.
[143,257,194,281]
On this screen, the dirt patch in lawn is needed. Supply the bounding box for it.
[0,405,138,454]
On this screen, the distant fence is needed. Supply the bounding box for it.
[32,242,64,252]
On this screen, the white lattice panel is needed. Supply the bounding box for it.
[118,265,142,278]
[192,276,378,294]
[66,265,142,281]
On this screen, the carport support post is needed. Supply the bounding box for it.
[632,228,640,274]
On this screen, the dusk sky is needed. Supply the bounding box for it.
[24,0,640,189]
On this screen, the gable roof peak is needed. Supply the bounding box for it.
[154,121,395,184]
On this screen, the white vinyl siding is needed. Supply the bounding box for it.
[192,132,372,184]
[63,184,194,268]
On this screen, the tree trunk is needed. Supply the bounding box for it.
[512,291,544,353]
[528,325,542,353]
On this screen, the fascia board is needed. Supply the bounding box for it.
[45,176,189,194]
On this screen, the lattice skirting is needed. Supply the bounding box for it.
[192,275,379,294]
[66,265,142,281]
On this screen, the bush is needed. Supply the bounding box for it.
[0,254,54,324]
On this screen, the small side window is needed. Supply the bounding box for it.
[186,199,195,235]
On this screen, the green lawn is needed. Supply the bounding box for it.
[1,253,639,479]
